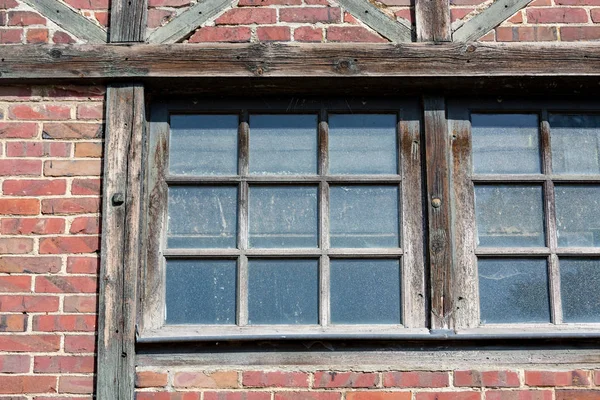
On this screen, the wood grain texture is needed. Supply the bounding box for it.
[96,84,145,400]
[453,0,534,42]
[2,43,600,81]
[110,0,148,42]
[147,0,233,44]
[20,0,107,43]
[335,0,412,42]
[415,0,451,42]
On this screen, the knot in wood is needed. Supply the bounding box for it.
[431,230,447,254]
[112,192,125,206]
[334,58,359,75]
[50,49,62,59]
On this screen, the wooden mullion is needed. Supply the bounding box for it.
[109,0,148,42]
[415,0,451,42]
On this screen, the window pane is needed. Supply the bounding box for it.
[249,186,318,248]
[330,186,400,248]
[165,260,236,324]
[560,258,600,323]
[550,114,600,175]
[167,186,237,249]
[478,258,550,324]
[249,115,318,175]
[248,259,319,325]
[471,114,541,174]
[555,185,600,247]
[169,115,238,175]
[329,114,397,175]
[474,185,545,247]
[330,259,401,324]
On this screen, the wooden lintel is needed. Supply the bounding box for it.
[1,42,600,81]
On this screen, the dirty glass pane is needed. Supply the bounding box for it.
[249,115,318,175]
[474,185,545,247]
[560,258,600,323]
[555,185,600,247]
[167,186,237,248]
[330,259,401,324]
[249,186,318,248]
[330,185,400,248]
[165,260,236,324]
[329,114,397,175]
[471,114,541,174]
[478,258,550,324]
[550,114,600,175]
[248,259,318,324]
[169,115,238,175]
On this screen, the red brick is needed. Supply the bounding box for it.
[243,371,309,388]
[0,87,32,98]
[0,238,34,254]
[257,26,291,41]
[275,393,341,400]
[72,179,102,195]
[63,0,109,9]
[34,355,95,373]
[280,7,341,23]
[4,179,67,196]
[67,256,100,274]
[0,295,59,312]
[0,275,31,292]
[136,371,169,388]
[147,8,175,28]
[1,218,65,235]
[0,355,30,373]
[451,8,474,22]
[294,26,323,42]
[595,370,600,385]
[76,104,104,120]
[0,122,37,138]
[70,217,100,234]
[592,8,600,22]
[496,26,557,42]
[64,295,97,313]
[305,0,329,4]
[33,314,96,332]
[455,370,520,388]
[0,314,27,332]
[53,31,76,44]
[314,371,377,388]
[42,85,106,99]
[40,235,100,254]
[148,0,191,6]
[0,376,57,394]
[556,0,600,4]
[416,393,481,400]
[42,198,100,215]
[7,142,71,157]
[26,28,49,43]
[173,371,239,388]
[205,394,271,400]
[561,26,600,41]
[42,122,103,139]
[485,391,553,400]
[239,0,301,4]
[0,256,61,274]
[556,391,600,400]
[0,198,39,215]
[137,393,201,400]
[525,370,590,387]
[526,8,588,23]
[7,11,46,26]
[59,376,94,394]
[74,142,103,158]
[0,28,22,44]
[0,0,19,8]
[394,9,414,24]
[189,26,252,42]
[36,276,98,293]
[384,371,449,388]
[0,335,60,351]
[347,393,412,400]
[0,160,41,176]
[9,104,71,120]
[215,8,276,24]
[508,11,523,23]
[327,26,387,42]
[64,335,96,353]
[44,160,102,177]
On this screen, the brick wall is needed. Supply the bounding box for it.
[0,85,103,399]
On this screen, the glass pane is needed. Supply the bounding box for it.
[330,186,400,248]
[478,258,550,324]
[249,115,318,175]
[248,259,319,325]
[169,115,238,175]
[165,260,236,324]
[330,259,401,324]
[329,114,397,175]
[550,114,600,175]
[249,186,318,248]
[474,185,545,247]
[555,185,600,247]
[560,258,600,323]
[471,114,541,174]
[167,186,237,249]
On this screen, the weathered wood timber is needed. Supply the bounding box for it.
[334,0,412,42]
[20,0,108,43]
[110,0,148,42]
[1,43,600,81]
[453,0,534,42]
[147,0,233,44]
[415,0,451,42]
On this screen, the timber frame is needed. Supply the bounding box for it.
[2,0,600,400]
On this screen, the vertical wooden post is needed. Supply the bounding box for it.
[97,1,147,399]
[415,0,451,42]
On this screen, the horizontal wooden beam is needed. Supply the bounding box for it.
[1,42,599,81]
